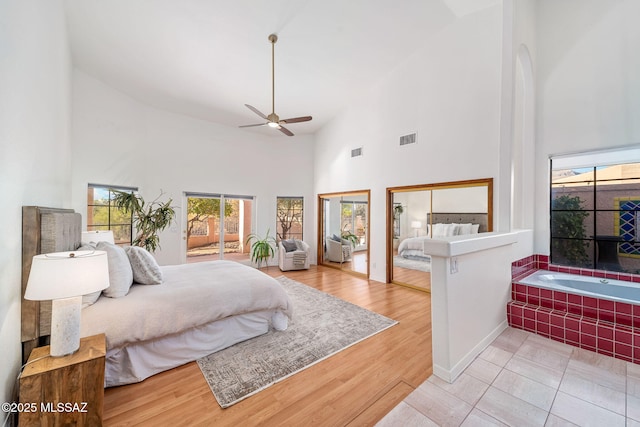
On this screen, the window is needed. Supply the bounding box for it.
[276,197,303,242]
[550,148,640,273]
[87,184,136,245]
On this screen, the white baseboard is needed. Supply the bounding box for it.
[433,320,508,383]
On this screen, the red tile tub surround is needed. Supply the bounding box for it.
[507,300,640,363]
[511,254,640,283]
[508,258,640,365]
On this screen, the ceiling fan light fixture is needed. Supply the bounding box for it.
[239,34,312,136]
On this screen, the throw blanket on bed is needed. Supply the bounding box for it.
[397,236,430,254]
[81,260,293,349]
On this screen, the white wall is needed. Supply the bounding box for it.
[70,71,316,266]
[534,0,640,254]
[314,6,503,281]
[0,0,72,405]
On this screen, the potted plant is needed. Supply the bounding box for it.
[246,229,276,268]
[393,204,404,219]
[341,225,359,248]
[111,189,176,252]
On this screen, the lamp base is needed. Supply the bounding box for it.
[50,296,82,357]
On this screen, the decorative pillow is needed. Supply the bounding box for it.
[444,224,458,236]
[456,223,473,235]
[281,239,298,252]
[97,241,134,298]
[77,244,102,308]
[125,246,164,285]
[431,223,446,237]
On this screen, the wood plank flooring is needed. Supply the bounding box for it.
[103,265,432,426]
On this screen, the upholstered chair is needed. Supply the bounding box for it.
[325,237,352,263]
[278,239,310,271]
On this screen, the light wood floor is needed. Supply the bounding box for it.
[103,265,432,426]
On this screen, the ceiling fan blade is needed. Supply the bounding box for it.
[280,116,312,124]
[239,123,267,128]
[245,104,267,120]
[278,125,294,136]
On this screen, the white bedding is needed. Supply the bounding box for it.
[397,236,430,255]
[398,223,480,259]
[81,260,293,385]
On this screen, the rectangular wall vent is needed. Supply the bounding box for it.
[399,132,417,146]
[351,147,363,158]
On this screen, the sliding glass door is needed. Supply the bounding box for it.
[185,192,254,263]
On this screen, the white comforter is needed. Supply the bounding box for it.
[398,236,430,254]
[81,260,293,349]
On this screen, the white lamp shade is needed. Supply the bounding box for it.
[411,221,422,229]
[25,250,110,301]
[81,230,115,245]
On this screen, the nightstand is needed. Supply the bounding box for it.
[19,333,106,427]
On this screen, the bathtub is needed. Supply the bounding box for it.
[519,269,640,304]
[509,269,640,363]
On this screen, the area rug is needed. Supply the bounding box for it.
[393,255,431,272]
[197,276,398,408]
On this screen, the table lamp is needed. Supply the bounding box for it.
[25,250,109,357]
[411,221,422,237]
[81,230,115,245]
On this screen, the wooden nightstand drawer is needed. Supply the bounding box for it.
[19,333,106,427]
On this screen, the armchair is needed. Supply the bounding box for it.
[278,239,310,271]
[325,237,352,263]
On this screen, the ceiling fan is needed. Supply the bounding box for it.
[239,34,312,136]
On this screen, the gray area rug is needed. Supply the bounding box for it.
[393,255,431,272]
[197,276,398,408]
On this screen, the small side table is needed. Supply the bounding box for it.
[19,333,106,427]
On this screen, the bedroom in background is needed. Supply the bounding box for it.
[387,178,493,292]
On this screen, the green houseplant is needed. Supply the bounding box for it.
[246,229,276,268]
[341,225,359,248]
[111,189,176,252]
[550,194,589,266]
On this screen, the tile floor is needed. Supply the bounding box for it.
[376,327,640,426]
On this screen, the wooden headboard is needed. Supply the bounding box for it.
[21,206,82,362]
[426,212,490,233]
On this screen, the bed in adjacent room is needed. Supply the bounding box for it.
[395,212,489,267]
[21,206,293,387]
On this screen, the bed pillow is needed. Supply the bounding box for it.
[97,241,134,297]
[456,223,473,235]
[77,244,102,308]
[125,246,164,285]
[472,224,480,233]
[431,223,446,237]
[444,224,458,236]
[281,239,298,252]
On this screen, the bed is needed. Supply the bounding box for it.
[21,206,293,387]
[396,212,489,261]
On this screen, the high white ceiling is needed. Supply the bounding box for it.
[63,0,499,136]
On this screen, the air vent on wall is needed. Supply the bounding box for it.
[351,147,363,158]
[399,132,417,146]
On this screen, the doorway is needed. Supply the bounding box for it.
[185,193,254,263]
[318,190,370,277]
